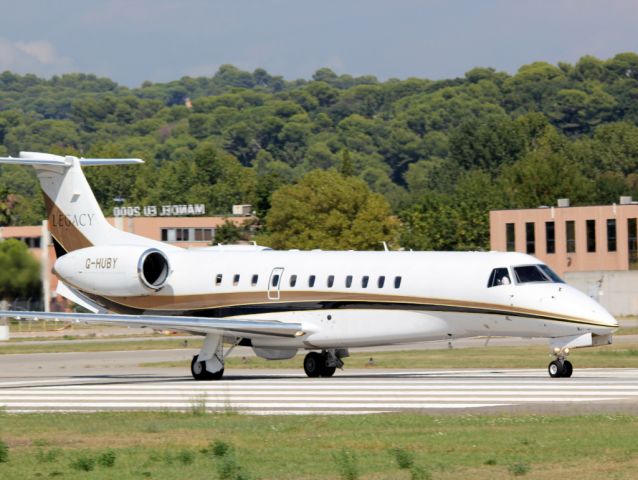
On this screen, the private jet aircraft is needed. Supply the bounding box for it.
[0,152,618,379]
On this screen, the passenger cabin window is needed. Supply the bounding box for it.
[271,274,280,287]
[327,275,335,288]
[233,274,240,286]
[487,268,511,288]
[378,276,385,288]
[513,265,564,284]
[345,275,353,288]
[289,275,297,287]
[215,274,223,286]
[361,276,369,288]
[251,274,258,286]
[394,276,402,288]
[308,275,316,287]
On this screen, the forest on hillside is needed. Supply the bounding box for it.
[1,53,638,250]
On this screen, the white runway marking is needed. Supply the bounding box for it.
[1,369,637,414]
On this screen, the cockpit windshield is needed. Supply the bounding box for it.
[513,264,565,284]
[487,268,512,287]
[488,264,565,287]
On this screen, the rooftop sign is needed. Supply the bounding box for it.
[112,204,206,217]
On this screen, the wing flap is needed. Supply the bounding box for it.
[0,311,305,338]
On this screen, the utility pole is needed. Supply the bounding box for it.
[41,220,50,313]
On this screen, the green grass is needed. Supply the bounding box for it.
[0,412,637,479]
[141,344,638,370]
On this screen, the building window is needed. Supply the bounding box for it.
[566,220,576,253]
[251,274,259,286]
[289,275,297,287]
[161,227,213,242]
[525,222,535,254]
[161,228,172,242]
[176,228,189,242]
[361,276,369,288]
[233,274,240,286]
[327,275,334,288]
[15,237,41,249]
[545,221,555,254]
[586,219,596,253]
[194,228,214,242]
[629,218,638,269]
[377,276,385,288]
[607,219,617,252]
[394,276,402,288]
[345,275,353,288]
[505,223,515,252]
[308,275,316,287]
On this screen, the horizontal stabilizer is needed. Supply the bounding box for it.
[0,311,306,338]
[78,158,144,166]
[0,151,143,167]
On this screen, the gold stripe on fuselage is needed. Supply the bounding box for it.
[99,290,610,328]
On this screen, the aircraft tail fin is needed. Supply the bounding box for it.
[0,151,153,253]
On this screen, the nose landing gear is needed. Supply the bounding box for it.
[548,347,573,378]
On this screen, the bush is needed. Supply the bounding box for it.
[509,460,530,476]
[36,448,61,463]
[70,454,96,472]
[390,447,415,469]
[333,449,359,480]
[211,440,233,458]
[98,449,116,467]
[0,440,8,463]
[410,465,432,480]
[177,449,194,465]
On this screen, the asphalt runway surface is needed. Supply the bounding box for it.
[1,350,638,415]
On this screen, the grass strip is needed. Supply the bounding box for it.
[0,412,637,479]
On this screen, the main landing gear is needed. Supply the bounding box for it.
[191,354,224,380]
[191,333,235,381]
[548,347,573,378]
[303,349,348,378]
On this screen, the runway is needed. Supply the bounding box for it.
[1,368,638,415]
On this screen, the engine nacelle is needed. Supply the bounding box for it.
[53,245,171,296]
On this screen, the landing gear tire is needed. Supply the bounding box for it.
[191,355,224,381]
[304,352,323,378]
[322,366,336,377]
[548,360,564,378]
[562,360,573,378]
[547,360,564,378]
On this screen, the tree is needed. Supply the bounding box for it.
[0,239,41,300]
[260,169,398,250]
[400,170,505,251]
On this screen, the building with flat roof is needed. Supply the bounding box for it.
[490,197,638,316]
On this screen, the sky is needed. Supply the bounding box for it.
[0,0,637,87]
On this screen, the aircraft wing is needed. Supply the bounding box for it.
[0,311,305,338]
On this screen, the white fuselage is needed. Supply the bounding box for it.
[58,247,618,350]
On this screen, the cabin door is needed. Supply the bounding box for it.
[268,267,285,300]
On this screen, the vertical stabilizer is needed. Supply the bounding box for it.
[0,152,164,253]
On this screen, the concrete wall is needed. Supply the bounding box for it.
[565,270,638,317]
